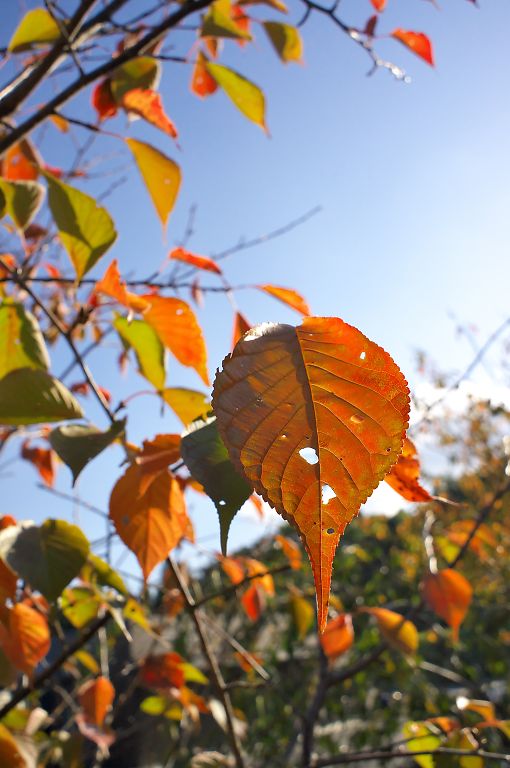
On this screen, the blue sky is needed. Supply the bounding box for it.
[2,1,510,583]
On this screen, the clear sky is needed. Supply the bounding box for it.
[2,0,510,584]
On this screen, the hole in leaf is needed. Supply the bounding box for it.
[176,309,183,316]
[299,447,318,465]
[321,484,336,504]
[218,500,226,506]
[360,351,366,360]
[280,433,288,440]
[350,414,364,425]
[326,527,335,535]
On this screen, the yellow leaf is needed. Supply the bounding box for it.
[362,607,418,655]
[8,8,60,53]
[162,387,210,426]
[290,592,314,639]
[126,139,181,229]
[263,22,303,63]
[205,63,266,131]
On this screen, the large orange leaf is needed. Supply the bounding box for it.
[392,29,434,66]
[109,465,191,580]
[384,436,431,502]
[0,602,51,674]
[78,676,115,727]
[213,317,409,631]
[142,295,209,385]
[422,568,472,641]
[121,89,178,139]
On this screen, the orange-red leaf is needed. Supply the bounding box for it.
[191,51,219,98]
[92,78,117,121]
[371,0,386,10]
[422,568,472,641]
[78,676,115,727]
[109,465,191,580]
[241,583,264,621]
[134,434,182,490]
[169,247,222,274]
[392,28,434,66]
[0,139,41,180]
[258,284,310,315]
[142,295,209,385]
[0,602,51,675]
[275,534,302,570]
[121,89,178,139]
[321,613,354,659]
[231,310,251,349]
[141,652,185,690]
[21,441,55,487]
[384,436,431,502]
[213,317,409,631]
[95,259,149,313]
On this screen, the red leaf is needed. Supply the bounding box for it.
[121,89,178,139]
[371,0,386,10]
[94,259,149,313]
[141,652,185,690]
[21,441,55,487]
[92,78,117,121]
[241,583,264,621]
[392,28,434,66]
[191,51,218,98]
[231,310,251,349]
[169,247,222,274]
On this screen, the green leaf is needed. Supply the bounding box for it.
[0,519,89,602]
[140,696,168,716]
[8,8,60,53]
[83,553,127,596]
[263,22,303,62]
[180,415,252,554]
[114,315,165,390]
[49,420,125,484]
[61,587,101,628]
[126,139,181,229]
[162,387,210,426]
[0,179,45,229]
[44,172,117,281]
[201,1,252,40]
[0,299,50,378]
[402,722,441,768]
[0,368,83,425]
[205,63,266,130]
[110,57,161,102]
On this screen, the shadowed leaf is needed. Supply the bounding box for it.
[0,179,45,229]
[0,368,83,425]
[49,420,125,484]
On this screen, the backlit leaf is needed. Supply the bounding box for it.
[82,554,127,596]
[258,284,310,315]
[423,568,472,641]
[78,677,115,727]
[456,697,495,723]
[241,584,263,621]
[275,534,302,569]
[371,0,386,10]
[143,295,209,385]
[0,300,50,378]
[114,314,165,390]
[213,318,409,631]
[263,22,303,63]
[201,0,252,40]
[0,179,45,229]
[92,79,117,121]
[121,89,178,139]
[290,592,314,639]
[385,437,431,502]
[141,652,185,690]
[0,602,50,675]
[109,465,191,580]
[231,311,251,349]
[321,613,354,659]
[169,247,222,274]
[402,722,441,768]
[361,607,418,655]
[126,139,181,228]
[110,57,161,102]
[0,368,83,425]
[191,51,219,98]
[134,434,181,488]
[49,420,125,484]
[95,260,149,313]
[0,723,27,767]
[162,387,210,426]
[0,139,41,181]
[20,442,55,487]
[220,555,245,584]
[61,587,101,628]
[181,416,252,554]
[8,8,60,52]
[205,63,266,130]
[392,29,434,66]
[0,519,89,601]
[44,172,117,281]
